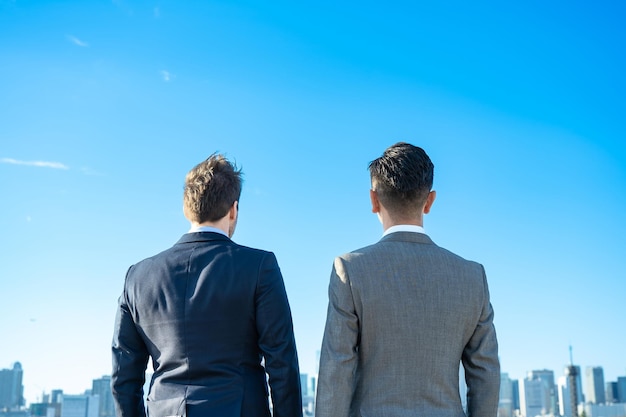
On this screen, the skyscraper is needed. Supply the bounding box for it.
[606,381,619,403]
[520,377,546,417]
[558,376,570,416]
[300,373,309,397]
[60,394,99,417]
[91,376,114,417]
[585,366,606,404]
[528,369,556,415]
[563,364,584,417]
[50,390,63,404]
[617,376,626,403]
[512,379,520,411]
[310,375,316,398]
[300,373,316,416]
[520,370,556,417]
[498,373,514,417]
[0,362,24,410]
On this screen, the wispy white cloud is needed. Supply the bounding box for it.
[161,70,175,82]
[1,158,69,170]
[66,35,89,47]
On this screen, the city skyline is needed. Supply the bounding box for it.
[3,360,626,408]
[1,0,624,406]
[3,357,626,406]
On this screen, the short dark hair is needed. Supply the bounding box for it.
[368,142,434,218]
[183,153,243,223]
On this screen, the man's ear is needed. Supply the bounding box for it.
[229,201,238,219]
[423,191,436,214]
[370,189,380,214]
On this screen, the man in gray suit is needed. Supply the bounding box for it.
[316,143,500,417]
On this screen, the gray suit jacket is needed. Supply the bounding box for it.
[316,232,499,417]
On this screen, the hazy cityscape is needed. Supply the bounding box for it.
[2,357,626,417]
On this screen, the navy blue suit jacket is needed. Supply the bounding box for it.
[111,232,302,417]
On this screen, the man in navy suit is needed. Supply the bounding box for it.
[111,154,302,417]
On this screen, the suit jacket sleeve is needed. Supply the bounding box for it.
[315,257,359,417]
[111,267,149,417]
[462,265,500,417]
[255,252,303,417]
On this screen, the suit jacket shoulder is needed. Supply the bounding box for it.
[337,231,484,277]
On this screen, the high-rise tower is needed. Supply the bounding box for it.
[585,366,606,404]
[520,370,555,417]
[528,369,556,415]
[617,376,626,403]
[92,376,115,417]
[565,346,579,417]
[498,373,514,417]
[0,362,24,410]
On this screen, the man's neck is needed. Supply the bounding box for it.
[189,219,229,236]
[188,224,228,236]
[382,224,426,236]
[381,217,423,232]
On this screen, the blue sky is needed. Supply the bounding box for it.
[1,0,625,404]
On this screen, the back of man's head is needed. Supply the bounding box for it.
[183,153,242,224]
[368,142,434,218]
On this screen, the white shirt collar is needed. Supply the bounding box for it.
[382,224,427,237]
[188,225,228,237]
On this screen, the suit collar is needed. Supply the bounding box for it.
[176,232,232,245]
[188,225,228,236]
[382,224,426,237]
[379,231,434,245]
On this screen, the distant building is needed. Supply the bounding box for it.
[300,373,309,397]
[606,381,619,404]
[617,376,626,403]
[28,403,48,417]
[580,402,626,417]
[50,390,63,405]
[520,377,543,417]
[585,366,606,404]
[0,411,29,417]
[559,375,577,417]
[299,373,316,416]
[520,370,555,417]
[0,362,24,410]
[529,369,557,414]
[309,375,316,398]
[568,365,584,404]
[498,373,514,417]
[91,377,114,417]
[512,379,520,411]
[29,401,61,417]
[560,364,584,417]
[558,376,568,416]
[60,395,99,417]
[302,394,315,416]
